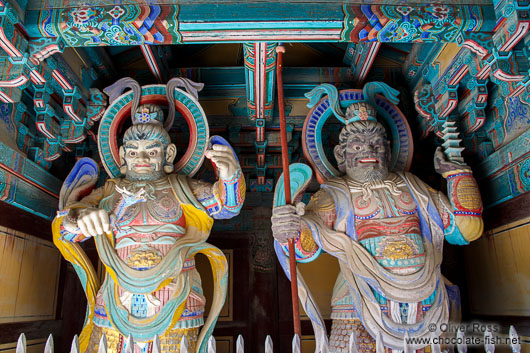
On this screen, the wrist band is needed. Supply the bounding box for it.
[222,167,241,185]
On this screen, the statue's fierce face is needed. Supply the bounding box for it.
[119,123,177,181]
[124,140,164,173]
[334,121,391,183]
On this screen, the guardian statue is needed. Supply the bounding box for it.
[272,82,483,352]
[53,78,245,353]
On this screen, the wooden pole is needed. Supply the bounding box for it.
[276,44,302,337]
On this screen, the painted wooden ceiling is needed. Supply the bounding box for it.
[3,0,530,217]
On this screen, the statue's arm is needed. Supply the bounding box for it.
[432,148,484,243]
[60,183,110,242]
[439,170,483,243]
[274,189,336,262]
[188,169,246,220]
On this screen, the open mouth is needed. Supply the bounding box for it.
[135,164,152,168]
[359,158,379,164]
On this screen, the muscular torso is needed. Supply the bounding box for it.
[348,176,426,275]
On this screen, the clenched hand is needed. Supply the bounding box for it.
[205,144,239,180]
[271,203,305,243]
[77,208,111,237]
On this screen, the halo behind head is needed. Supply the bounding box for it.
[302,86,413,183]
[98,83,209,178]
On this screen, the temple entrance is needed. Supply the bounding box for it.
[0,1,528,352]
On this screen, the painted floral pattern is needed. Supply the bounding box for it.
[427,5,452,21]
[342,5,482,43]
[40,5,181,47]
[107,6,125,20]
[396,6,414,17]
[70,7,99,25]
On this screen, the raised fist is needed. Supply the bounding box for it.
[77,208,111,237]
[205,144,239,180]
[271,203,305,243]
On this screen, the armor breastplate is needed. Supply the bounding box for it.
[101,179,187,268]
[352,186,425,275]
[117,188,186,228]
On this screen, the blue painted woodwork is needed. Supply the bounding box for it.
[0,141,61,219]
[0,0,529,213]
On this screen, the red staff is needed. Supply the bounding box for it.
[276,44,302,338]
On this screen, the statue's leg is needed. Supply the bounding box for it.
[329,319,376,353]
[86,325,121,353]
[156,266,204,352]
[159,327,200,353]
[86,326,199,353]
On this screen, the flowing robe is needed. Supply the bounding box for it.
[275,172,477,351]
[59,172,245,352]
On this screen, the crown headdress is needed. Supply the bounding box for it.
[305,82,400,125]
[132,104,164,126]
[345,102,377,122]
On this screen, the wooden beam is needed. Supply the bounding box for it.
[483,190,530,231]
[244,42,278,189]
[25,4,497,46]
[344,42,381,87]
[0,200,53,241]
[0,320,62,344]
[139,45,166,83]
[243,43,277,121]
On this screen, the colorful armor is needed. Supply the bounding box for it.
[56,171,245,353]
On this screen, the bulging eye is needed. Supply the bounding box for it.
[149,150,157,157]
[354,146,361,151]
[128,151,137,157]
